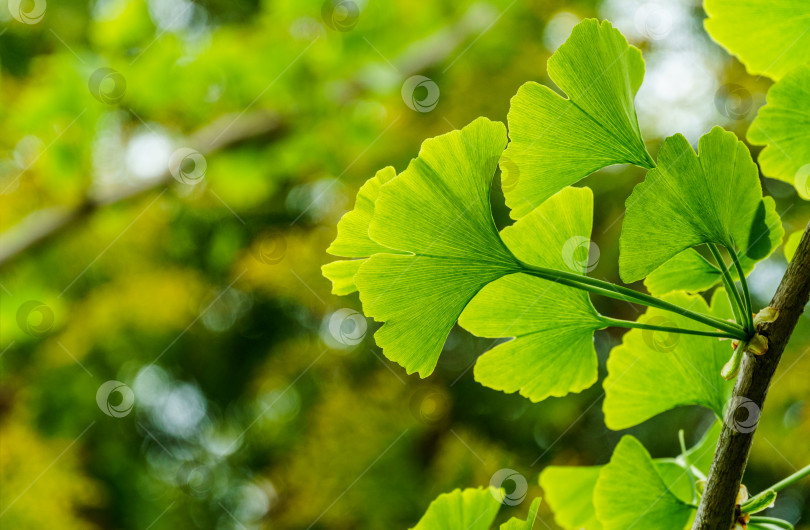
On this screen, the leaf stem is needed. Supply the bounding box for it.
[727,245,756,334]
[707,243,746,326]
[748,516,795,530]
[599,316,740,340]
[517,262,748,340]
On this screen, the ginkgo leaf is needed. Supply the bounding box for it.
[620,126,781,283]
[322,166,403,295]
[594,436,693,530]
[785,230,803,262]
[460,187,608,401]
[503,18,653,218]
[500,497,542,530]
[704,0,810,81]
[603,290,734,430]
[410,488,500,530]
[748,66,810,199]
[643,250,722,296]
[644,203,784,296]
[356,117,520,376]
[540,466,603,530]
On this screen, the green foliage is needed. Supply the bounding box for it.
[354,117,519,376]
[748,66,810,200]
[603,290,734,429]
[460,187,607,401]
[620,126,781,284]
[323,166,403,295]
[594,436,693,530]
[409,488,540,530]
[704,0,810,80]
[502,19,653,218]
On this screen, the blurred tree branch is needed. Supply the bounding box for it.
[0,4,495,271]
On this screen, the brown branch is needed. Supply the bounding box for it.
[0,4,494,271]
[693,221,810,529]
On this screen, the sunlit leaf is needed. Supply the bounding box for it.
[748,66,810,199]
[704,0,810,80]
[323,166,403,295]
[356,118,519,376]
[503,18,653,218]
[785,230,803,262]
[410,488,500,530]
[594,436,693,530]
[540,466,603,530]
[620,126,781,283]
[603,290,734,430]
[500,497,542,530]
[460,187,607,401]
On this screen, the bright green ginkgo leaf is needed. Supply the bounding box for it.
[704,0,810,81]
[503,18,653,218]
[620,126,781,283]
[785,230,803,262]
[322,166,403,295]
[460,187,608,401]
[643,250,723,296]
[748,66,810,199]
[594,436,693,530]
[603,290,734,430]
[540,466,603,530]
[356,118,520,376]
[644,203,783,296]
[410,488,500,530]
[500,497,542,530]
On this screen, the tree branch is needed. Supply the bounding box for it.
[0,4,495,271]
[693,221,810,529]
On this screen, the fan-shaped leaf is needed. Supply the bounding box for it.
[594,436,693,530]
[748,66,810,200]
[503,18,653,218]
[410,488,500,530]
[540,466,603,530]
[500,497,542,530]
[620,126,782,283]
[322,166,403,295]
[460,187,607,401]
[356,118,519,376]
[603,290,734,430]
[704,0,810,81]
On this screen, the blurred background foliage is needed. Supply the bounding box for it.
[0,0,808,528]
